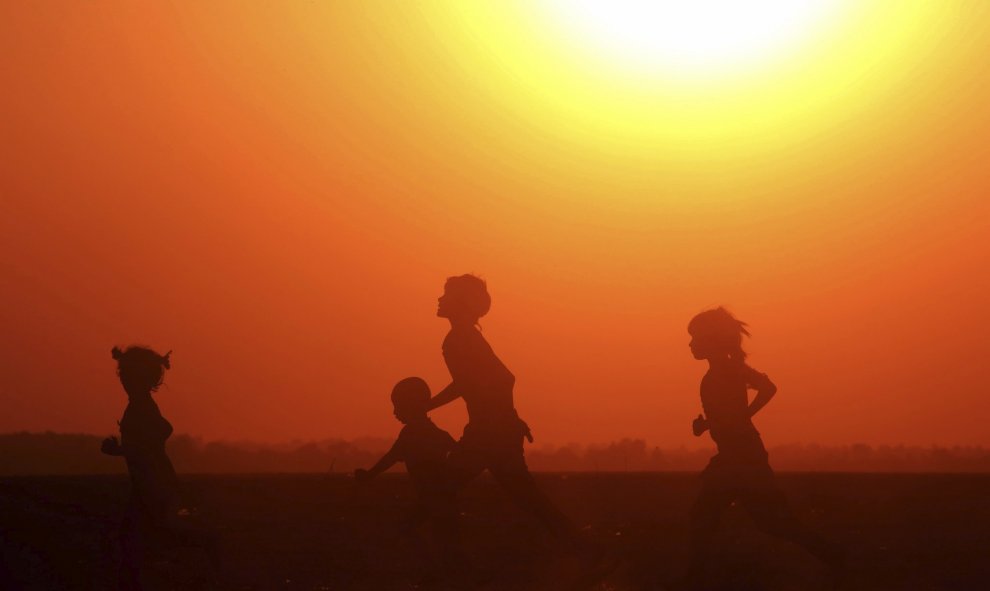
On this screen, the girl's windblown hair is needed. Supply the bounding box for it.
[112,346,171,392]
[688,307,751,363]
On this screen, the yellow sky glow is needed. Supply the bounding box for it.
[542,0,845,78]
[1,1,987,447]
[425,1,942,160]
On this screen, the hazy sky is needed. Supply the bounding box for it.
[2,2,988,447]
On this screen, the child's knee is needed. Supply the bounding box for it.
[690,491,725,518]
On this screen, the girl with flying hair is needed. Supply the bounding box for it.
[686,307,842,586]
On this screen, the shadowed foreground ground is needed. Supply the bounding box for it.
[1,473,987,590]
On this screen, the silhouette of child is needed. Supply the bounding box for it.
[101,346,179,589]
[427,275,578,543]
[355,377,463,574]
[101,346,216,590]
[686,308,842,584]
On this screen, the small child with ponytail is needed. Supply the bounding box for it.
[102,346,178,521]
[102,346,216,589]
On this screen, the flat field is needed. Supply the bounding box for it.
[1,473,987,590]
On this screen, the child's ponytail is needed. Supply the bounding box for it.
[689,306,751,364]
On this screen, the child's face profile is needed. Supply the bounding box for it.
[688,332,712,360]
[392,402,422,424]
[437,282,475,321]
[436,284,456,319]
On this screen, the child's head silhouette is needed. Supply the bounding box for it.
[112,346,171,396]
[688,307,750,362]
[437,274,490,324]
[391,377,431,424]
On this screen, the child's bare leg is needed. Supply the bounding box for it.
[427,493,467,571]
[446,440,487,491]
[687,487,731,581]
[491,460,576,542]
[118,509,144,591]
[742,489,843,566]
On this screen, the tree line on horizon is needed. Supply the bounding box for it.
[2,432,989,476]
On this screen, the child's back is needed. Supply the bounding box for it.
[355,377,455,494]
[119,394,179,514]
[392,417,455,494]
[700,362,769,463]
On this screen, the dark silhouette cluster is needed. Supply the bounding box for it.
[96,275,841,590]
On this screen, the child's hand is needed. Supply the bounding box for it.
[354,468,372,483]
[101,436,122,456]
[692,414,709,437]
[518,419,534,443]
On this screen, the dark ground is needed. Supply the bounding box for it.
[1,473,988,590]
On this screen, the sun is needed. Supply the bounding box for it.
[543,0,845,79]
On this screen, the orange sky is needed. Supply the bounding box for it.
[2,2,988,448]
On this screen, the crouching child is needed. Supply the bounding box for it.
[355,377,465,580]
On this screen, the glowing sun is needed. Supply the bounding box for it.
[545,0,844,77]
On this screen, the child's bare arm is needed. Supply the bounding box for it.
[355,449,398,482]
[692,414,709,436]
[746,368,777,418]
[101,435,141,458]
[101,436,124,456]
[426,382,462,411]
